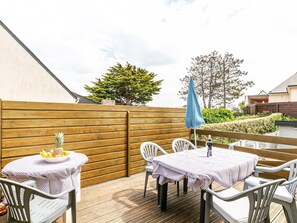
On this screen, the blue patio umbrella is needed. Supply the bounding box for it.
[185,76,205,146]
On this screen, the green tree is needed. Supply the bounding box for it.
[179,51,254,108]
[85,62,163,105]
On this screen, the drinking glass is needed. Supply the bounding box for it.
[228,144,234,156]
[184,147,189,157]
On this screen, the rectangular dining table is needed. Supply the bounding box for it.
[152,147,258,223]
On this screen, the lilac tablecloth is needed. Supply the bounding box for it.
[152,148,258,191]
[2,152,88,195]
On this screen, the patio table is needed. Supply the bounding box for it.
[152,147,258,223]
[2,152,87,196]
[1,152,88,223]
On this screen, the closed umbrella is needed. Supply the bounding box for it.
[185,76,205,146]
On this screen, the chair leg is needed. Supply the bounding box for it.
[183,178,188,194]
[71,206,77,223]
[204,192,210,223]
[282,202,297,223]
[70,189,77,223]
[264,211,270,223]
[144,171,150,197]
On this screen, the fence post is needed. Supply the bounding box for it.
[127,111,131,177]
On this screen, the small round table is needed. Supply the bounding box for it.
[2,152,88,196]
[2,152,88,223]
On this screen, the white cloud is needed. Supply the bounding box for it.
[1,0,297,107]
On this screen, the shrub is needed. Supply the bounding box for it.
[197,113,282,144]
[282,115,297,121]
[202,108,234,124]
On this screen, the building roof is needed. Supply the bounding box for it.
[270,72,297,94]
[72,92,99,104]
[247,90,268,98]
[0,20,78,101]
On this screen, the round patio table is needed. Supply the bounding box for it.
[1,152,88,196]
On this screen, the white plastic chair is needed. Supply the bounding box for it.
[172,138,197,194]
[172,138,197,153]
[244,159,297,223]
[140,142,179,197]
[205,178,285,223]
[0,177,76,223]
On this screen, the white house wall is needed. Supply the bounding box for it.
[268,93,289,103]
[0,24,76,103]
[288,87,297,102]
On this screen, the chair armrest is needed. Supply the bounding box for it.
[282,177,297,186]
[254,159,297,176]
[206,178,286,202]
[30,186,76,200]
[206,188,248,202]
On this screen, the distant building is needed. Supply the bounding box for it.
[268,72,297,103]
[245,72,297,116]
[245,90,268,106]
[245,72,297,106]
[0,20,95,104]
[72,92,98,104]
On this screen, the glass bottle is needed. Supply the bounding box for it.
[206,135,213,157]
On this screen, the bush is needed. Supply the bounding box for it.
[202,108,234,124]
[282,115,297,121]
[198,113,282,144]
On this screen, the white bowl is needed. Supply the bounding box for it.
[41,152,72,163]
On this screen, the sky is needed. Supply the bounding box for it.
[1,0,297,108]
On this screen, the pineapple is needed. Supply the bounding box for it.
[53,132,64,157]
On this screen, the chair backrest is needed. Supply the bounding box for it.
[172,138,196,153]
[285,159,297,196]
[246,179,285,223]
[140,142,167,165]
[0,178,34,223]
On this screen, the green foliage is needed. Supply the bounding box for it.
[85,62,163,105]
[202,108,234,124]
[198,113,282,144]
[234,112,270,121]
[234,115,259,120]
[55,132,64,148]
[281,115,297,121]
[232,101,245,117]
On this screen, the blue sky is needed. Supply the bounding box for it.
[1,0,297,107]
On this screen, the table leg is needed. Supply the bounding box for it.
[199,189,205,223]
[157,177,160,206]
[183,178,188,194]
[160,183,168,212]
[200,184,212,223]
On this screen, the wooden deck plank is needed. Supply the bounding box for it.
[62,172,288,223]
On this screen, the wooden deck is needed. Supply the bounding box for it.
[73,172,287,223]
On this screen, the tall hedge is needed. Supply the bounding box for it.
[202,108,234,124]
[198,113,282,143]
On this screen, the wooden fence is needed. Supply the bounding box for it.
[246,102,297,117]
[0,100,189,187]
[2,100,297,188]
[195,129,297,179]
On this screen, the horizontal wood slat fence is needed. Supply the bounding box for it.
[1,100,297,188]
[0,100,189,187]
[246,102,297,117]
[195,129,297,179]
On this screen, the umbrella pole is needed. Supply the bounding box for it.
[194,128,197,147]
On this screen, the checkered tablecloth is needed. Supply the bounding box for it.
[2,152,88,195]
[152,147,258,191]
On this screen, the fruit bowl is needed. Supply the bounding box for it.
[41,155,70,163]
[40,150,72,163]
